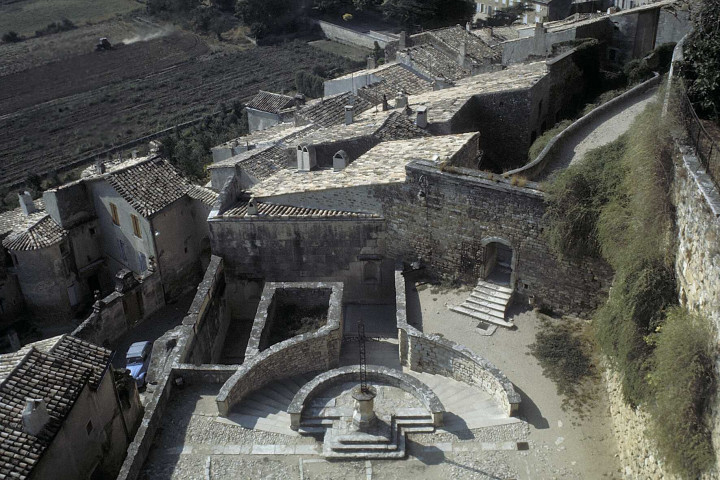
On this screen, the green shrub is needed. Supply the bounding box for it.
[649,307,715,477]
[2,31,21,43]
[529,316,598,415]
[35,18,76,37]
[527,119,572,162]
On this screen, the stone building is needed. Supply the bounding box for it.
[0,156,217,323]
[0,334,141,479]
[244,91,297,133]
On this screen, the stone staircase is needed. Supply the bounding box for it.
[408,371,519,432]
[449,279,514,328]
[218,373,320,436]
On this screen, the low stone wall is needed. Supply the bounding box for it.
[246,283,333,361]
[316,20,396,49]
[287,365,445,429]
[181,256,230,365]
[216,282,344,416]
[72,269,164,348]
[395,270,521,416]
[506,72,662,180]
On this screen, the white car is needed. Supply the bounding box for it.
[125,341,152,388]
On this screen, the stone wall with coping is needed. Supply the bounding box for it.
[394,270,521,416]
[245,283,333,360]
[379,161,612,316]
[116,257,230,480]
[506,73,662,180]
[216,281,344,417]
[181,256,231,365]
[316,20,396,49]
[73,269,164,348]
[287,365,445,429]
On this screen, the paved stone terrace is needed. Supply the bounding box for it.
[250,133,476,197]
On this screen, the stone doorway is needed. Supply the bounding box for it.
[482,240,514,286]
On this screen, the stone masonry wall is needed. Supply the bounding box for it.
[380,162,612,317]
[395,270,520,416]
[216,282,343,416]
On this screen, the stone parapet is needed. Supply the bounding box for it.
[216,282,344,417]
[395,269,521,416]
[287,365,445,430]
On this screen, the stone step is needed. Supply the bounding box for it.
[323,433,406,459]
[240,397,285,415]
[263,381,298,403]
[458,302,506,320]
[395,418,433,426]
[246,392,289,412]
[401,425,435,433]
[469,292,509,308]
[473,283,513,298]
[449,305,513,328]
[465,297,506,314]
[298,426,326,435]
[475,280,513,295]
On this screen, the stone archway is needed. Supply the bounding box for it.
[480,237,517,287]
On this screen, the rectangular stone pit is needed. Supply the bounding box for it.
[244,282,338,361]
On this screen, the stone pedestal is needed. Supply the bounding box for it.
[351,385,377,431]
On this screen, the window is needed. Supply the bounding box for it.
[110,202,120,226]
[131,214,142,238]
[535,3,541,11]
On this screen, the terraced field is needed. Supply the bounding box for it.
[0,26,360,190]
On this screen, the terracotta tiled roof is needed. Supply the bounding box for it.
[222,199,380,219]
[2,214,66,251]
[0,199,44,239]
[296,92,373,128]
[237,145,289,181]
[359,64,433,105]
[0,349,91,480]
[246,91,295,114]
[106,157,191,218]
[0,336,63,384]
[49,335,111,390]
[187,185,219,207]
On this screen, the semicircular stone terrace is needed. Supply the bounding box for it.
[288,365,445,430]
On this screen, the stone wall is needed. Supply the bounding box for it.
[181,256,230,365]
[507,73,662,180]
[395,270,520,416]
[316,20,396,49]
[215,281,344,416]
[380,162,612,316]
[209,216,393,304]
[73,268,164,348]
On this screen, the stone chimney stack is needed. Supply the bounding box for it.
[22,398,50,436]
[294,94,306,108]
[367,56,376,70]
[345,105,354,125]
[466,22,472,32]
[95,159,106,175]
[246,197,258,216]
[395,92,408,109]
[415,106,428,129]
[333,150,348,171]
[131,149,138,159]
[458,41,467,67]
[18,192,37,217]
[399,31,407,49]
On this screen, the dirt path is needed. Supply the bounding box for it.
[540,86,659,180]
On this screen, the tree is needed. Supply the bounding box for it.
[681,0,720,120]
[486,3,532,26]
[2,31,21,43]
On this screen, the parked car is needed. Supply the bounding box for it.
[125,341,152,388]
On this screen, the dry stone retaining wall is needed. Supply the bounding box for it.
[395,270,520,416]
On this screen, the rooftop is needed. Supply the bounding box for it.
[0,336,111,480]
[213,123,313,151]
[296,92,374,128]
[359,63,434,104]
[2,214,67,251]
[0,198,45,239]
[250,133,477,197]
[104,157,192,218]
[245,91,296,114]
[220,198,381,219]
[428,25,501,63]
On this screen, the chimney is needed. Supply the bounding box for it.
[22,398,50,436]
[415,106,428,128]
[345,105,354,125]
[399,31,407,49]
[395,92,408,109]
[367,56,376,70]
[297,144,317,171]
[382,94,389,111]
[18,192,37,217]
[466,21,472,32]
[294,94,306,108]
[246,197,258,216]
[94,159,106,174]
[333,150,348,171]
[131,149,137,159]
[458,41,467,67]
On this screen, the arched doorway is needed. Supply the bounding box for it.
[481,237,516,287]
